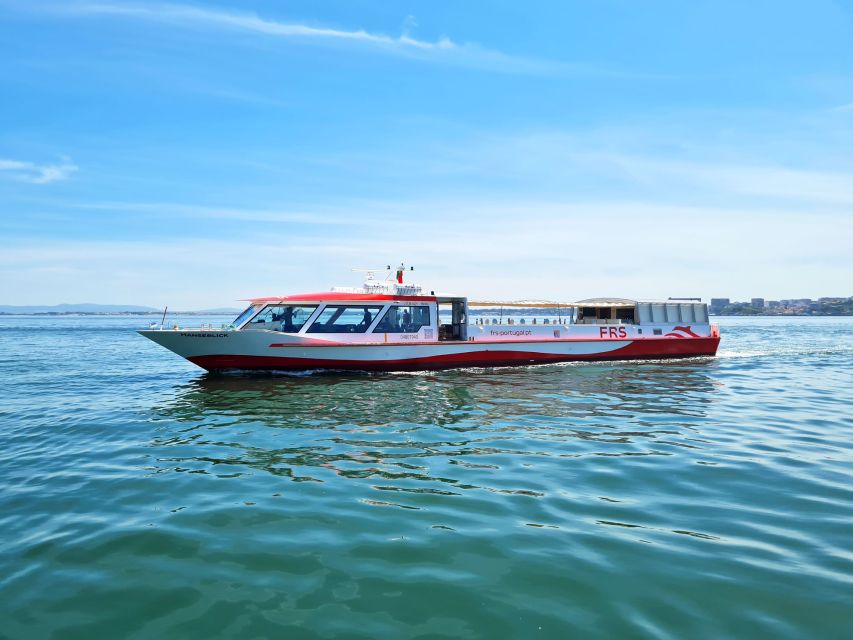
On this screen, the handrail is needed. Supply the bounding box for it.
[469,300,634,309]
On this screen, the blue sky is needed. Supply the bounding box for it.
[1,0,852,308]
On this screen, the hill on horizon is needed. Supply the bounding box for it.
[0,303,161,313]
[0,303,245,314]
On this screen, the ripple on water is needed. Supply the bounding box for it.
[1,316,852,638]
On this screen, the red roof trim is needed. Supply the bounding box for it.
[245,292,437,303]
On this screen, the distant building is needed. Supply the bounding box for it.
[717,296,851,316]
[710,298,730,314]
[781,299,810,308]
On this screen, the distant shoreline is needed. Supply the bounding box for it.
[711,312,853,317]
[1,311,851,318]
[0,311,237,317]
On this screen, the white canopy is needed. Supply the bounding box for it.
[469,298,637,309]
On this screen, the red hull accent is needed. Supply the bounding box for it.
[188,337,720,372]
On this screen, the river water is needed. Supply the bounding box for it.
[1,316,851,639]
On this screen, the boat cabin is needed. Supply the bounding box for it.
[231,293,469,343]
[573,299,708,325]
[575,298,638,325]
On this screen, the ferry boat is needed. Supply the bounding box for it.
[139,266,720,372]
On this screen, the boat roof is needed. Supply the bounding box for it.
[469,298,705,309]
[246,292,437,304]
[245,294,701,308]
[469,298,635,309]
[576,297,637,306]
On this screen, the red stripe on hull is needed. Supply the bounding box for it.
[187,337,720,372]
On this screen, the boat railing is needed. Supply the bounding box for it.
[471,318,572,326]
[197,323,235,331]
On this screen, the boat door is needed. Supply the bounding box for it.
[437,297,468,341]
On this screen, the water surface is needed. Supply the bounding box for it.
[1,316,852,638]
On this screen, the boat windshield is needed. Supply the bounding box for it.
[307,305,383,333]
[247,305,318,332]
[232,305,260,327]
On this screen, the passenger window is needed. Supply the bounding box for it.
[373,305,431,333]
[249,305,317,332]
[307,305,383,333]
[616,308,636,323]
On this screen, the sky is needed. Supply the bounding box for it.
[1,0,852,308]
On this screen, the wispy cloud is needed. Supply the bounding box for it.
[72,201,371,225]
[70,2,453,49]
[0,158,78,184]
[45,1,569,75]
[833,102,853,112]
[580,152,853,206]
[2,197,849,306]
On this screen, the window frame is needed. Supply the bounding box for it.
[233,304,262,329]
[305,304,385,334]
[243,304,319,332]
[372,304,432,334]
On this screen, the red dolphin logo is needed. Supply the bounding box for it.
[664,325,700,338]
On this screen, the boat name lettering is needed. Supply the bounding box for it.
[180,332,228,338]
[599,327,628,339]
[490,329,532,337]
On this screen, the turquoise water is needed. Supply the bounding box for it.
[2,316,852,639]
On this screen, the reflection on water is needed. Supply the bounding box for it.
[165,360,719,421]
[150,362,719,490]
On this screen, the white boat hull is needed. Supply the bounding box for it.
[138,326,720,372]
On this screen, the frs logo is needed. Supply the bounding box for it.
[599,327,628,339]
[665,326,700,338]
